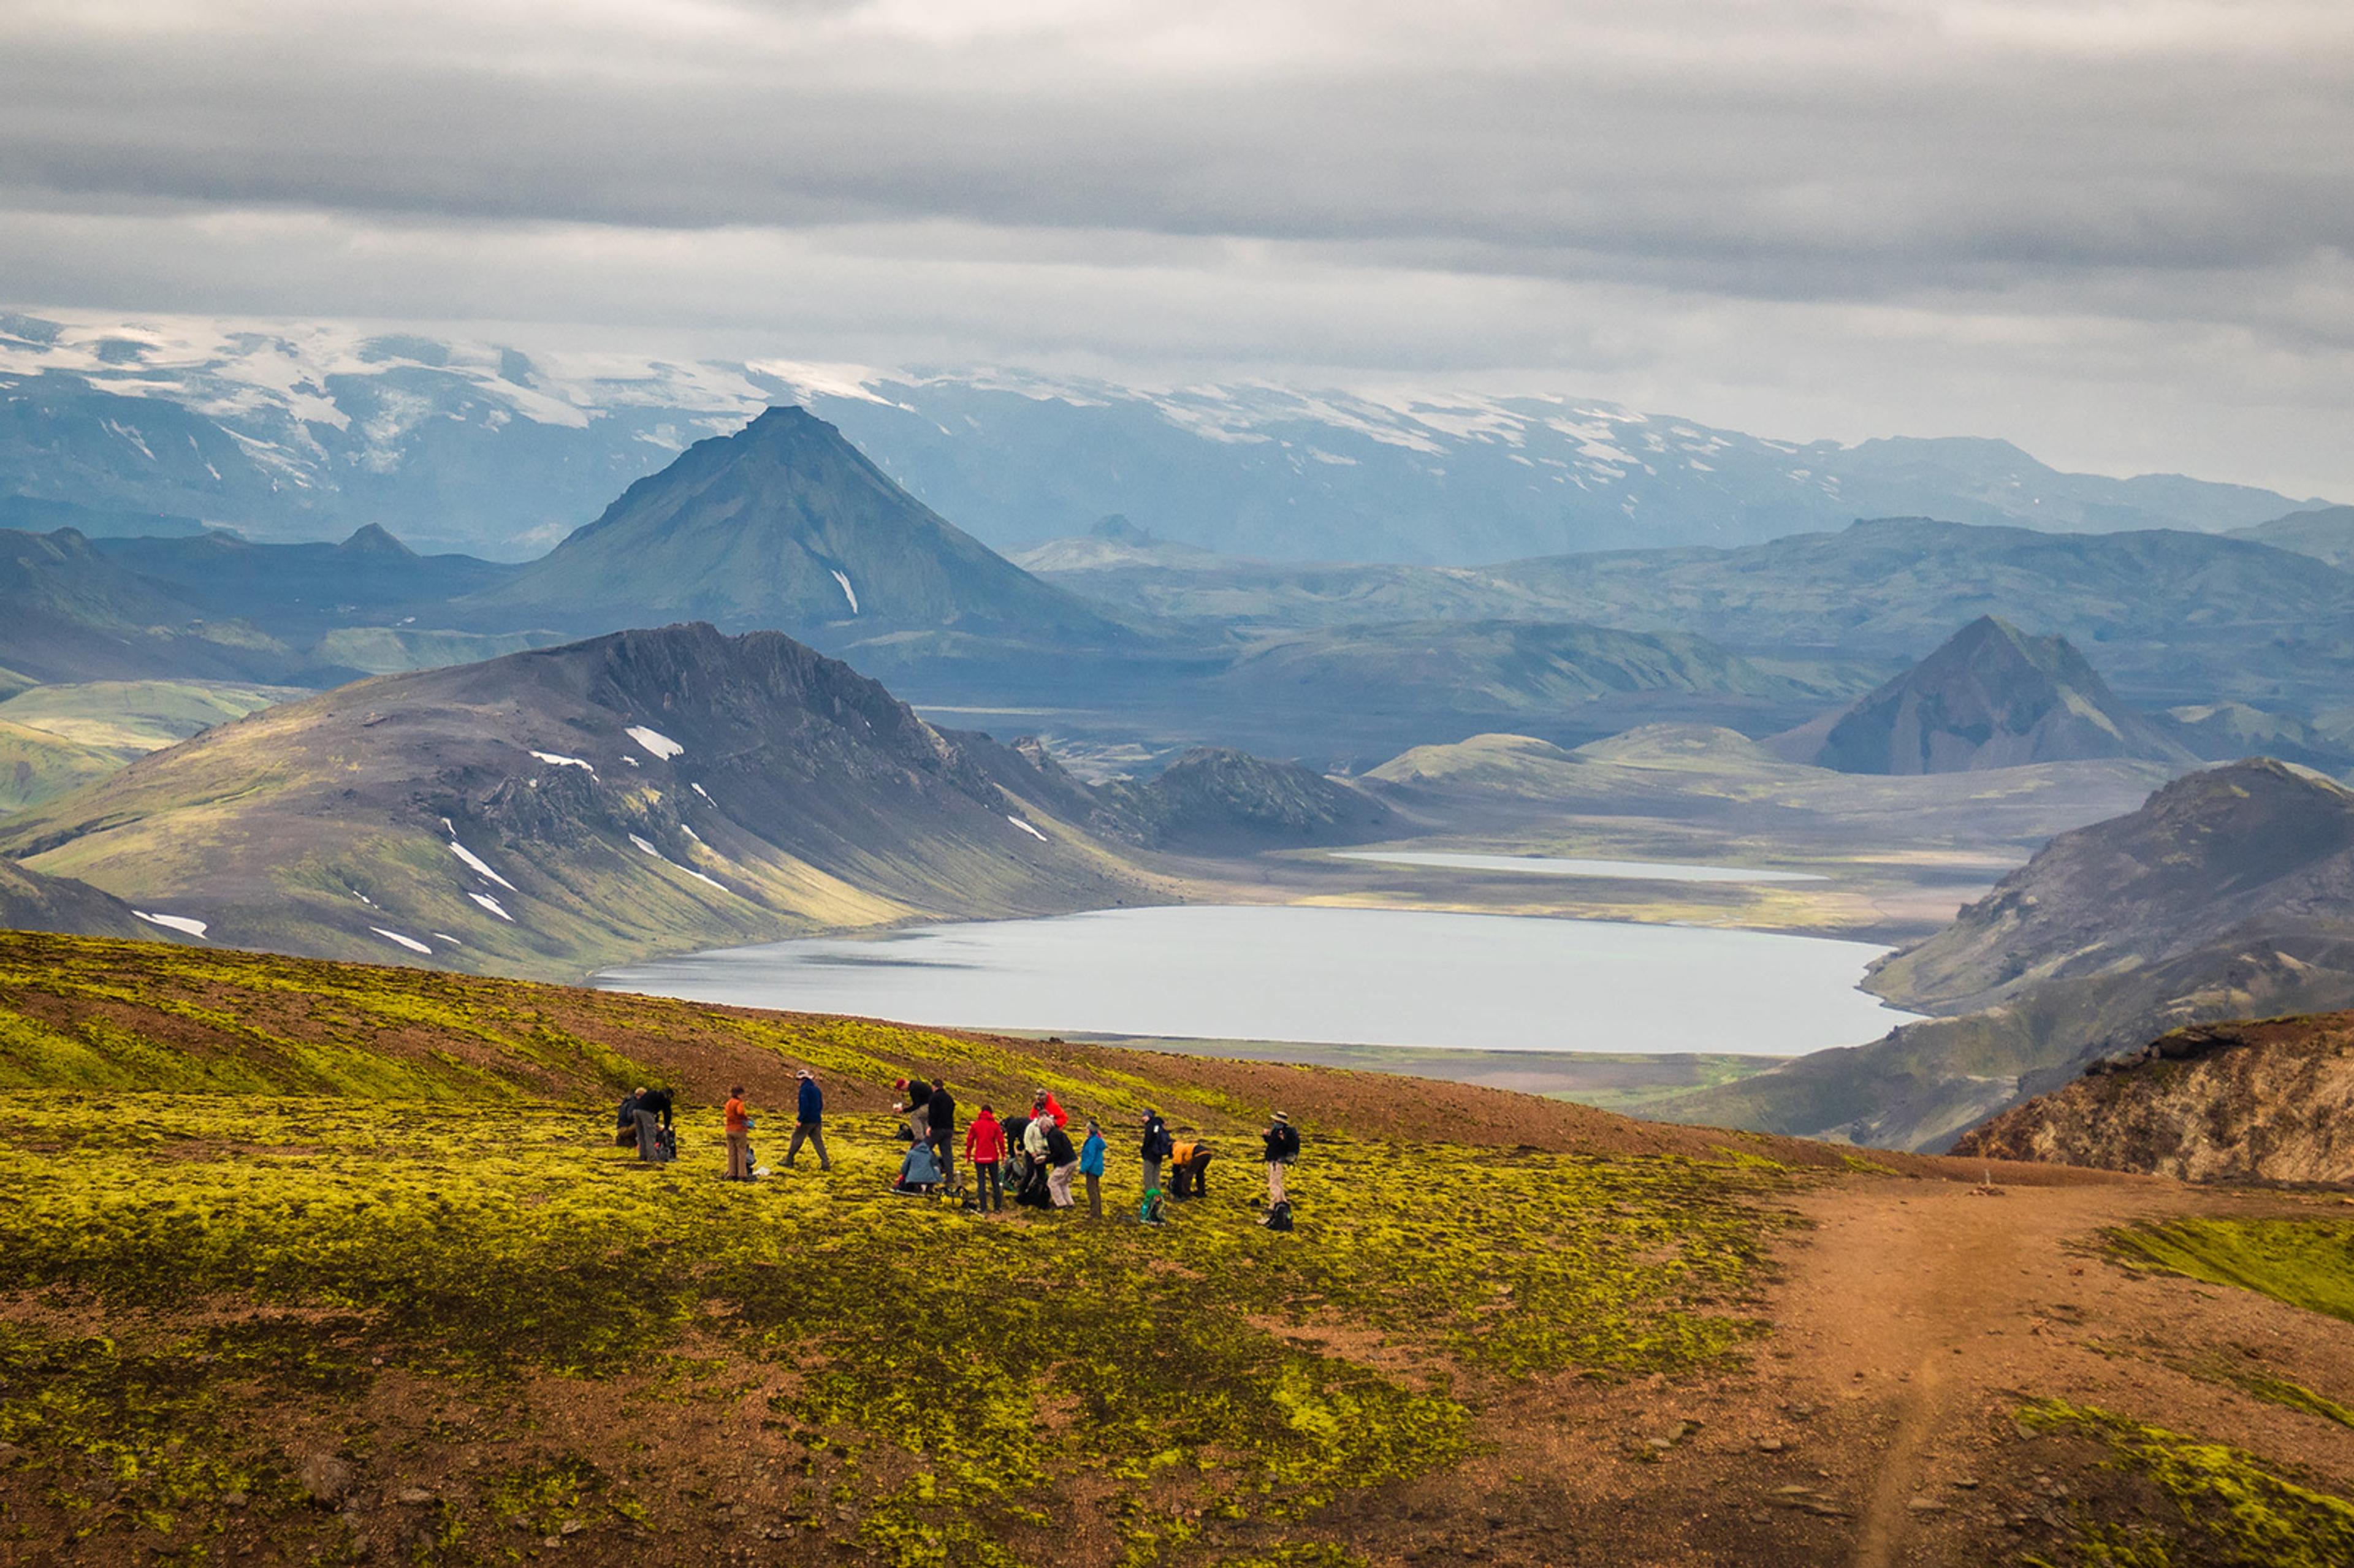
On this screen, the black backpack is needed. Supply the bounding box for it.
[1262,1200,1293,1233]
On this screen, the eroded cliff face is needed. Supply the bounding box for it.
[1954,1012,2354,1182]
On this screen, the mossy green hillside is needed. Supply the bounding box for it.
[2108,1219,2354,1325]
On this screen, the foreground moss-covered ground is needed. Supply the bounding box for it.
[0,932,1808,1566]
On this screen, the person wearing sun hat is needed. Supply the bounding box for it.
[1262,1111,1300,1207]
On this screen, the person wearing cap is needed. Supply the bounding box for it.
[1080,1119,1106,1219]
[1262,1111,1300,1206]
[786,1070,831,1170]
[896,1076,933,1147]
[723,1084,753,1181]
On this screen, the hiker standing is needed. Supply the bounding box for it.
[1034,1087,1068,1130]
[723,1084,753,1181]
[786,1070,831,1170]
[634,1086,675,1164]
[1263,1111,1299,1207]
[926,1078,958,1189]
[1080,1120,1106,1219]
[966,1104,1007,1212]
[1139,1109,1171,1199]
[1044,1118,1080,1208]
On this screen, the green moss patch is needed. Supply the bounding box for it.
[2108,1219,2354,1324]
[2019,1401,2354,1567]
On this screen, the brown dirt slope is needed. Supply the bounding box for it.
[1956,1010,2354,1182]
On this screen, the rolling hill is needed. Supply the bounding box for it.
[0,622,1163,978]
[0,527,322,685]
[2230,504,2354,567]
[1791,616,2195,774]
[465,407,1132,645]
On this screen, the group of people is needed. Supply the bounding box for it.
[612,1071,1301,1223]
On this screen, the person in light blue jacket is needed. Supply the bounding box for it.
[786,1069,831,1170]
[1080,1119,1107,1219]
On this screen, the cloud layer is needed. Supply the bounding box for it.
[3,0,2350,496]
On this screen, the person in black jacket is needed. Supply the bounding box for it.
[926,1078,958,1187]
[1043,1118,1080,1208]
[634,1087,676,1164]
[1262,1111,1299,1206]
[615,1089,642,1148]
[894,1076,932,1147]
[1140,1110,1172,1198]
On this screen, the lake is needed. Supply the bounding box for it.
[595,904,1920,1056]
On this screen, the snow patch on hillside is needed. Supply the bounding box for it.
[134,911,208,938]
[626,725,684,761]
[370,927,432,954]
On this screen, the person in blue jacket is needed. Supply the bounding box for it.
[785,1069,831,1170]
[1080,1119,1107,1219]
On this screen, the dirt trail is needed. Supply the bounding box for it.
[1759,1169,2354,1567]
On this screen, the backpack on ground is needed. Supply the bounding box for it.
[1262,1200,1293,1233]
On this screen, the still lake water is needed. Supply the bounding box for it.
[595,904,1920,1056]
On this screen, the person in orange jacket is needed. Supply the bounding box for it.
[723,1085,753,1181]
[1032,1087,1068,1130]
[966,1104,1007,1212]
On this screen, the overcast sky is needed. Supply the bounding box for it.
[2,0,2350,497]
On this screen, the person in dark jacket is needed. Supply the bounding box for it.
[785,1070,831,1170]
[1139,1110,1172,1198]
[926,1077,958,1188]
[1043,1119,1080,1208]
[1262,1111,1299,1206]
[615,1089,642,1148]
[999,1112,1032,1198]
[895,1076,932,1147]
[634,1087,675,1164]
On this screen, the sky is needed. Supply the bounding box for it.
[1,0,2350,498]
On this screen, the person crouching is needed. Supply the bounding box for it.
[894,1136,943,1195]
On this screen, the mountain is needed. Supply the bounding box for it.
[2229,504,2354,567]
[1659,759,2354,1149]
[0,527,321,685]
[465,408,1131,645]
[2158,700,2354,772]
[0,622,1160,980]
[1104,747,1397,852]
[93,525,521,637]
[0,493,205,539]
[1,312,2324,560]
[1792,617,2195,774]
[1952,1013,2354,1183]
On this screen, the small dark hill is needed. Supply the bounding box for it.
[469,407,1128,642]
[96,524,520,636]
[0,855,165,942]
[1797,616,2194,774]
[0,494,205,539]
[1108,746,1396,852]
[0,527,314,684]
[0,622,1158,978]
[2230,504,2354,568]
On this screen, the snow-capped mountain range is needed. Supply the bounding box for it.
[0,310,2323,562]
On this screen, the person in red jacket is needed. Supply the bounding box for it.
[965,1103,1007,1212]
[1032,1087,1068,1131]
